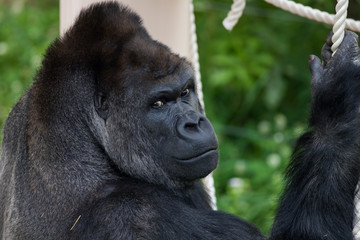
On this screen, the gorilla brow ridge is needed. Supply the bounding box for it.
[153,59,181,80]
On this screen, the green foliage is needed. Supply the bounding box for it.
[1,0,359,235]
[0,0,59,131]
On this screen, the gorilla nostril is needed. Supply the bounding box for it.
[198,117,205,126]
[184,122,197,130]
[177,113,206,136]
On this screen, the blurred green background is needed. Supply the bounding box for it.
[1,0,359,235]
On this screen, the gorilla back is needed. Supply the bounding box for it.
[2,2,360,240]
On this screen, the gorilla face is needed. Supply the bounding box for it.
[143,65,219,181]
[93,34,218,184]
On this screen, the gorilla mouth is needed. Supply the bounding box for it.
[176,148,218,162]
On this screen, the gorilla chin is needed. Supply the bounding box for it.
[170,150,219,181]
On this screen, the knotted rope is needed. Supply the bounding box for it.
[223,0,357,53]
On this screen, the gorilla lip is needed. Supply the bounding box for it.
[175,148,218,162]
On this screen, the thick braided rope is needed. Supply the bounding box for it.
[222,0,246,31]
[355,191,360,239]
[189,1,204,108]
[331,0,349,53]
[356,186,360,238]
[223,0,360,33]
[189,1,217,210]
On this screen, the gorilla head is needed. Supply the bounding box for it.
[37,2,218,187]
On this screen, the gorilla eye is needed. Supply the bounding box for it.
[153,100,164,108]
[181,88,190,97]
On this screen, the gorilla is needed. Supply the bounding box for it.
[1,2,360,240]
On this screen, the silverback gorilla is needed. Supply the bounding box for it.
[1,2,360,240]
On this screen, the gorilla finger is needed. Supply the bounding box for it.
[309,55,323,85]
[332,31,360,63]
[321,43,332,66]
[325,31,334,46]
[339,31,359,51]
[344,30,358,46]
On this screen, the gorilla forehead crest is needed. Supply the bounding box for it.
[61,1,187,83]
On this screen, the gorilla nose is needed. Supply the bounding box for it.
[176,112,210,139]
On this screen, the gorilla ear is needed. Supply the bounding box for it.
[94,92,109,120]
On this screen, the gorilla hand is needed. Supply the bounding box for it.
[309,31,360,128]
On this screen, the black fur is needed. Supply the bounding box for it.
[0,2,359,240]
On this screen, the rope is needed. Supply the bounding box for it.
[223,0,360,51]
[222,0,246,31]
[189,1,204,109]
[189,0,217,210]
[331,0,349,53]
[355,188,360,239]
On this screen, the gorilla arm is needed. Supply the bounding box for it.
[271,31,360,240]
